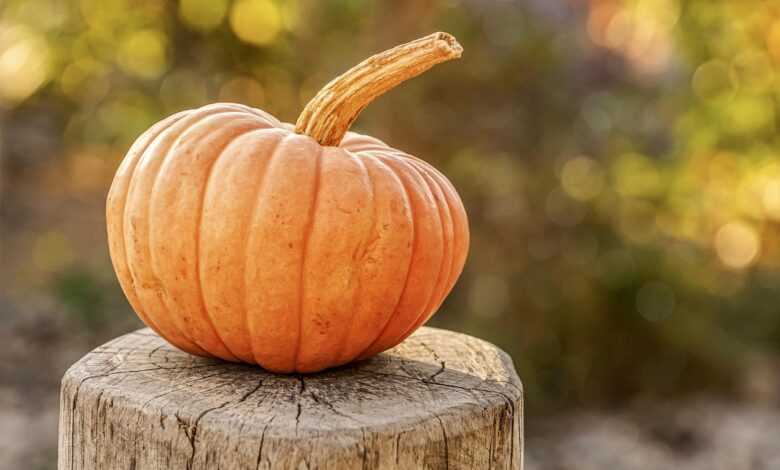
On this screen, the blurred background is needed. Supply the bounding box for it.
[2,0,780,468]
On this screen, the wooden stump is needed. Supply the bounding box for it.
[58,327,522,469]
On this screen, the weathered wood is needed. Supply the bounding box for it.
[59,327,522,469]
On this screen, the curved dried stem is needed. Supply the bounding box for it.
[295,32,462,147]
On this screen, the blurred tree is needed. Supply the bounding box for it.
[2,0,780,412]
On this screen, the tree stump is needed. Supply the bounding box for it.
[58,327,522,469]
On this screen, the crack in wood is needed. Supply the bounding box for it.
[425,361,446,382]
[308,388,364,424]
[254,415,275,470]
[170,378,262,469]
[68,359,124,470]
[60,327,522,469]
[238,378,267,403]
[362,367,520,467]
[147,344,165,361]
[294,403,302,435]
[183,400,233,470]
[418,340,443,364]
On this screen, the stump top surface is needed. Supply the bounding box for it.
[61,326,522,469]
[66,326,520,432]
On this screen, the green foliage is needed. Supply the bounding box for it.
[51,269,110,330]
[3,0,780,412]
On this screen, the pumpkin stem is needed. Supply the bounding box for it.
[295,32,462,147]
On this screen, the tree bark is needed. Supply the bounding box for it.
[59,326,522,469]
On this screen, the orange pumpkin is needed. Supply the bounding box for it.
[106,33,469,373]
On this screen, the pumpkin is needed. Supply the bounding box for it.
[106,32,469,373]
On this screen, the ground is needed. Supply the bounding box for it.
[526,402,780,470]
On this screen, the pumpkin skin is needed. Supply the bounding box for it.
[106,103,469,373]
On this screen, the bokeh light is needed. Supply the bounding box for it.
[613,153,663,198]
[714,222,761,269]
[587,0,677,76]
[767,19,780,62]
[0,25,50,104]
[561,156,605,201]
[117,30,168,79]
[762,178,780,221]
[229,0,282,46]
[691,60,733,100]
[59,58,110,101]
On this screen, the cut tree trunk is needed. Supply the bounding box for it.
[58,326,522,469]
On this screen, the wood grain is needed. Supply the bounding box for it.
[58,326,522,469]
